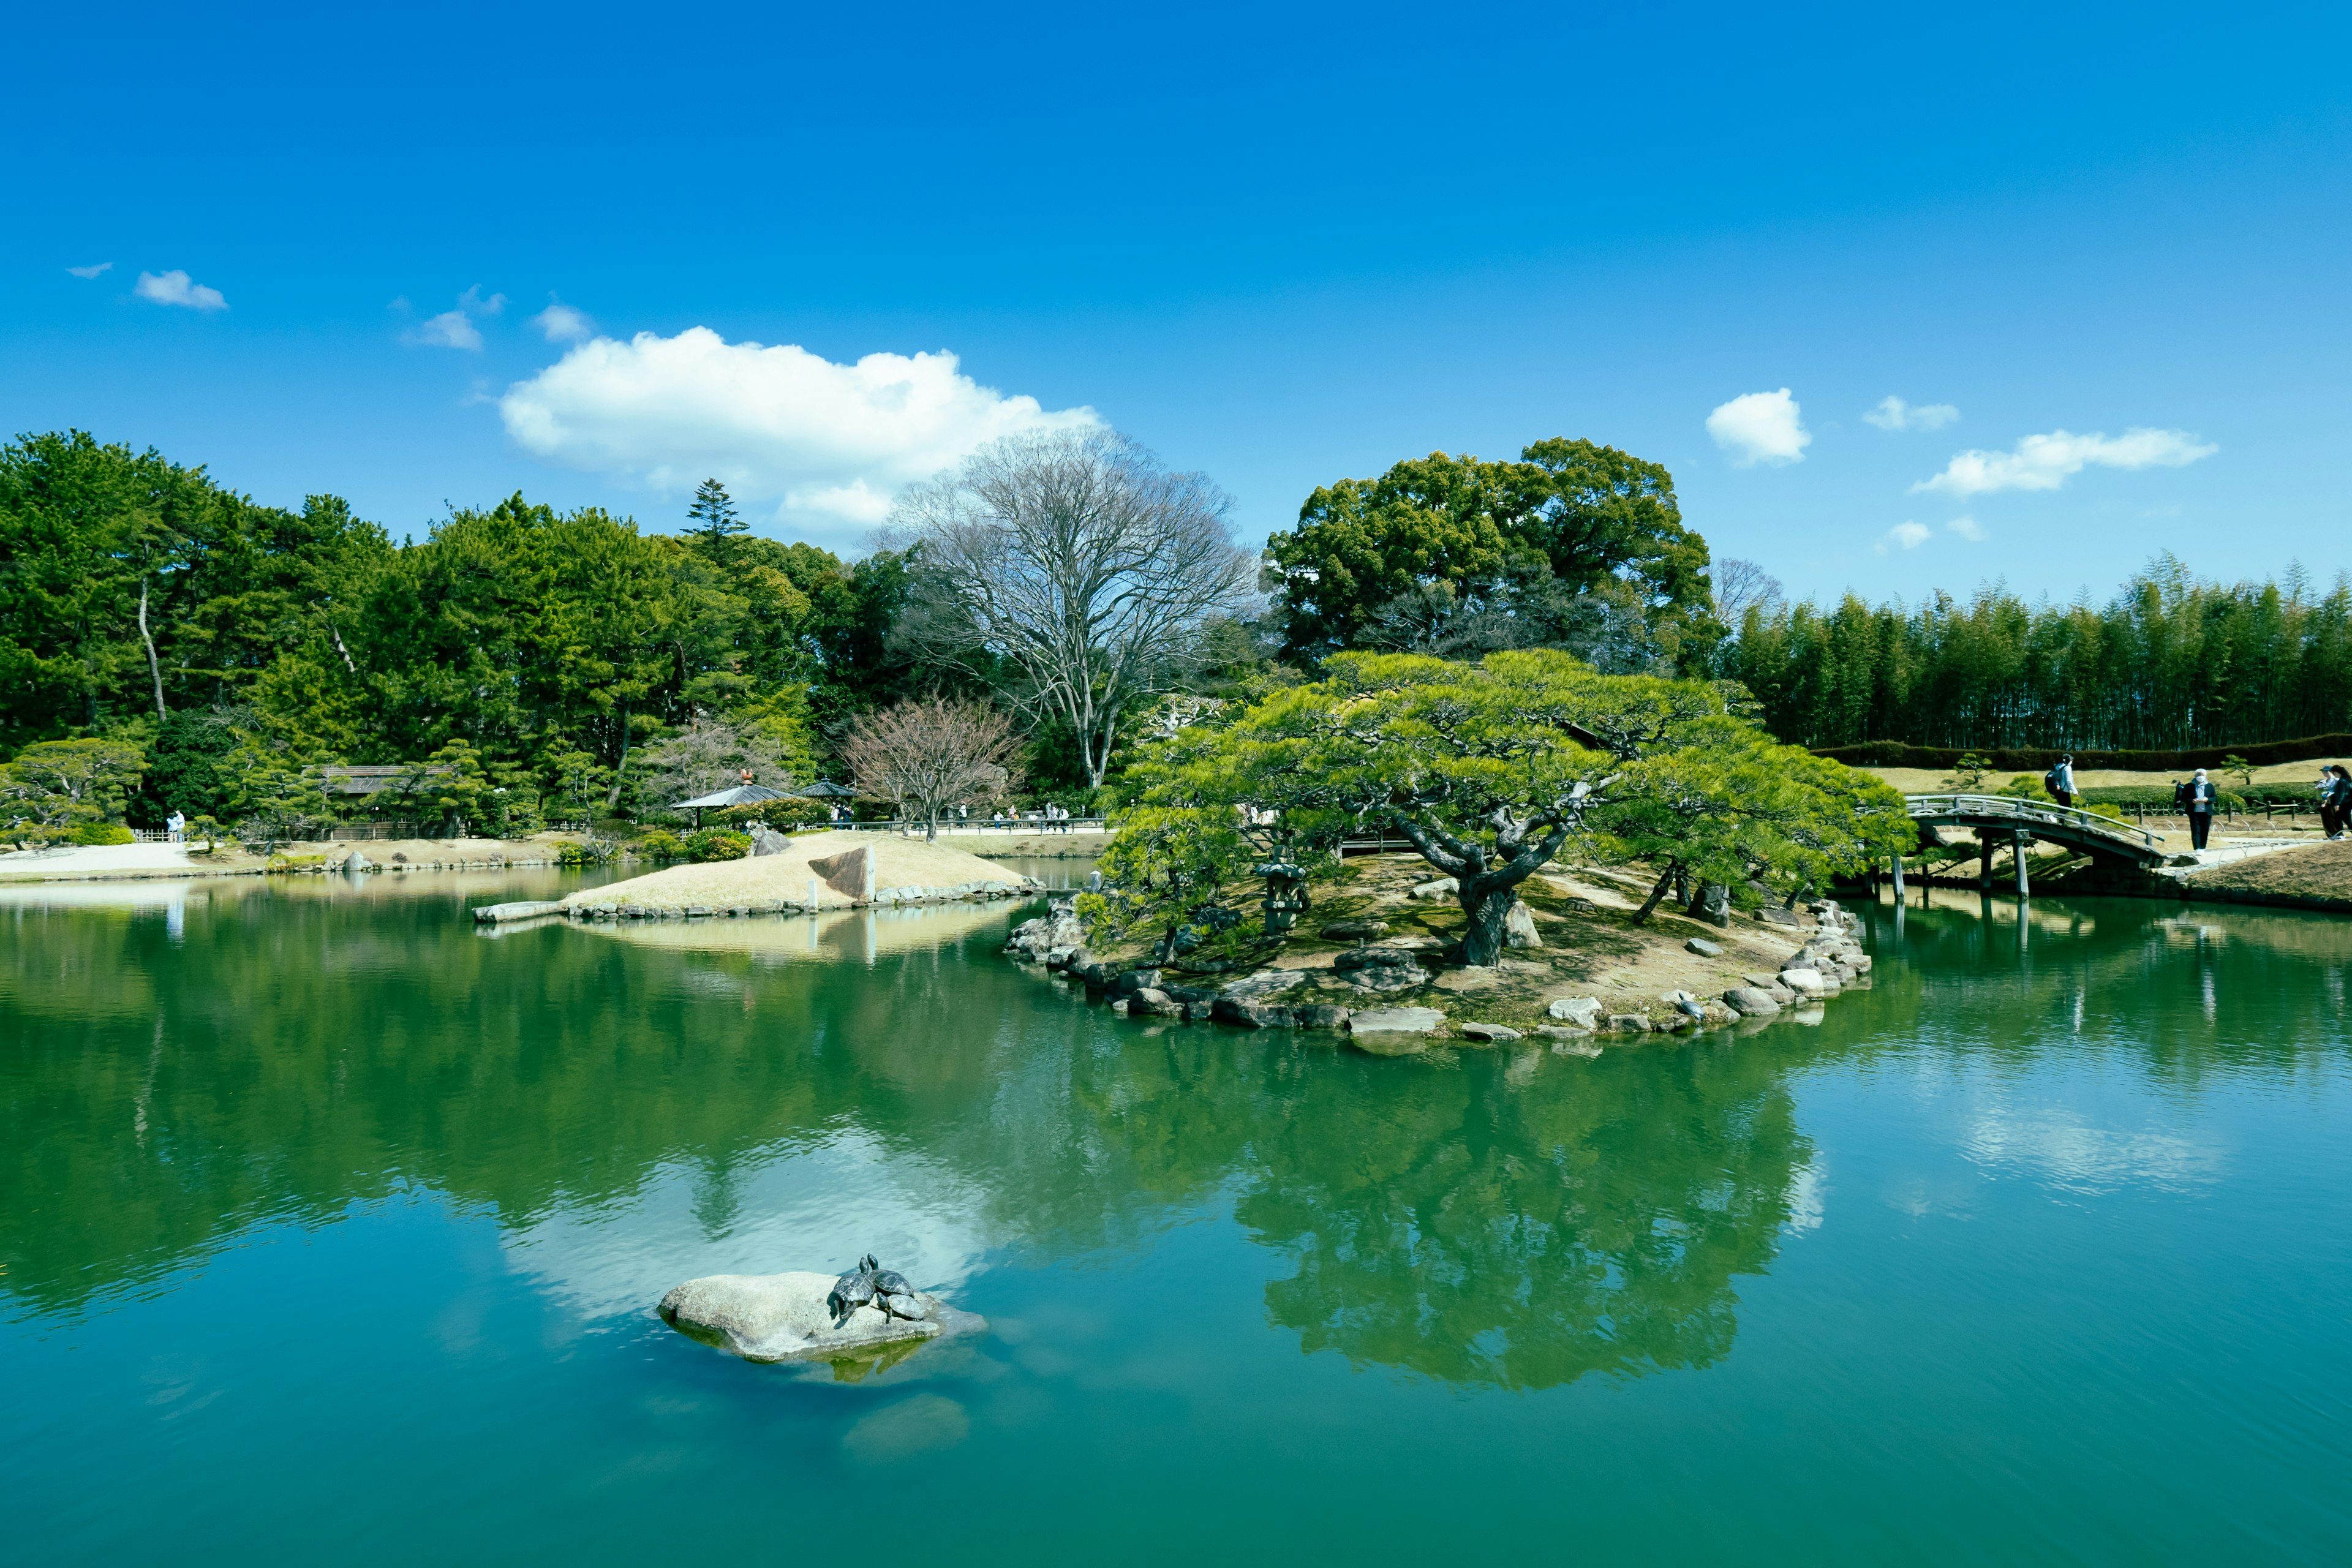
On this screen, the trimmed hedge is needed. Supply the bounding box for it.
[1815,734,2352,771]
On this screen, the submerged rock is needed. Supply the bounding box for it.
[1457,1021,1522,1042]
[1350,1006,1445,1036]
[658,1270,983,1363]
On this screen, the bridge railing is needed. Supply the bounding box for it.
[1902,792,2163,852]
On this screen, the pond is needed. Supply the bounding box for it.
[4,878,2349,1564]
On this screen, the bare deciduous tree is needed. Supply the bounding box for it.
[840,697,1025,841]
[636,714,793,815]
[1709,558,1784,629]
[891,428,1256,790]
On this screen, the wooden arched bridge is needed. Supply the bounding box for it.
[1895,793,2172,895]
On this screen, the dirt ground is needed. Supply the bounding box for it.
[0,832,584,881]
[564,830,1030,912]
[1866,761,2352,795]
[2180,838,2352,902]
[1100,852,1830,1035]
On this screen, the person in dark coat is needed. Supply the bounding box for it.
[2181,768,2218,851]
[2325,765,2352,840]
[2048,755,2077,809]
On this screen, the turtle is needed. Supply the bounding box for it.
[826,1254,880,1326]
[867,1262,925,1322]
[826,1254,927,1326]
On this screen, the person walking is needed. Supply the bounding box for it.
[2048,755,2077,809]
[2182,768,2219,851]
[2326,766,2352,840]
[165,809,185,843]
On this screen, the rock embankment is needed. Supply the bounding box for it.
[1004,892,1877,1052]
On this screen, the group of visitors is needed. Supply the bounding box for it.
[2319,766,2352,840]
[987,803,1080,832]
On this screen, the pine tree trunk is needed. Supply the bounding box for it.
[1633,869,1675,924]
[1458,884,1517,966]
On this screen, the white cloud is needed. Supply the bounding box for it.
[133,269,227,311]
[535,300,593,342]
[499,326,1101,528]
[67,261,113,279]
[402,286,506,351]
[1864,394,1959,432]
[1706,388,1810,467]
[1916,427,2217,497]
[410,309,483,350]
[1887,521,1931,549]
[1947,515,1986,541]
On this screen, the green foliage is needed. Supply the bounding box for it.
[1079,807,1262,964]
[69,822,135,845]
[0,737,148,832]
[635,827,684,861]
[1115,649,1909,961]
[682,829,751,862]
[1997,773,2054,802]
[2220,753,2255,792]
[685,477,747,562]
[1714,556,2352,751]
[1263,440,1711,663]
[556,840,610,866]
[1945,752,1992,791]
[138,707,248,824]
[541,748,614,829]
[407,738,492,835]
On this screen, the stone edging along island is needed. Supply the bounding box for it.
[1002,894,1877,1054]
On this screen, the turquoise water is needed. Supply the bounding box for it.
[4,876,2349,1562]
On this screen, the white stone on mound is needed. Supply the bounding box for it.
[657,1270,983,1363]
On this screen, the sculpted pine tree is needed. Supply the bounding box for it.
[1121,650,1909,967]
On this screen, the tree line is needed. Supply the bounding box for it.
[1711,557,2352,752]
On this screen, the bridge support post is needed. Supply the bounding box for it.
[1890,852,1905,899]
[1979,836,1994,889]
[2013,830,2030,898]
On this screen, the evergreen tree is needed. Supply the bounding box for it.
[685,477,747,562]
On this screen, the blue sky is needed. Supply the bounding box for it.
[6,2,2347,605]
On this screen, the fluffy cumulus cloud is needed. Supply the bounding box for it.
[1916,428,2217,497]
[499,327,1101,526]
[1864,395,1959,432]
[134,269,227,311]
[1706,388,1811,467]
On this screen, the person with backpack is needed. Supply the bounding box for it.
[2046,755,2077,808]
[2180,769,2219,851]
[2324,766,2352,840]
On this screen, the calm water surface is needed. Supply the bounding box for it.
[5,875,2350,1563]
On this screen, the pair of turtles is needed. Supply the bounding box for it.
[826,1254,924,1326]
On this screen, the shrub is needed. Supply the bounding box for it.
[556,841,610,867]
[636,828,684,862]
[683,829,750,862]
[69,823,135,845]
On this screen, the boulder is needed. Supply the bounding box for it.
[1504,900,1543,949]
[1219,968,1305,1001]
[1319,919,1391,940]
[1685,937,1723,957]
[344,850,374,873]
[1457,1021,1523,1042]
[1605,1014,1652,1033]
[1212,997,1294,1028]
[1128,987,1185,1017]
[1333,946,1427,993]
[1108,968,1165,998]
[658,1270,980,1363]
[1292,1004,1351,1031]
[1722,987,1782,1017]
[1408,877,1459,900]
[1349,1006,1446,1044]
[1778,968,1828,995]
[1533,1024,1589,1042]
[1755,906,1801,927]
[1546,995,1604,1029]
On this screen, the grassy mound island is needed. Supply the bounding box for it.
[1012,648,1909,1048]
[557,831,1038,917]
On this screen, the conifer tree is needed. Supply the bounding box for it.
[686,478,747,561]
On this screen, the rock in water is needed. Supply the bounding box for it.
[1547,995,1603,1028]
[658,1271,982,1363]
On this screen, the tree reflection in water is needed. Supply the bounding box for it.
[17,884,2325,1390]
